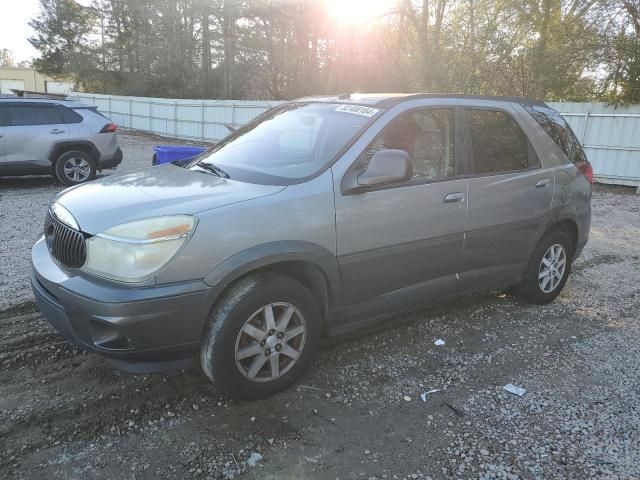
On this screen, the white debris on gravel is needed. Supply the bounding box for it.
[246,452,262,467]
[502,384,526,396]
[420,389,441,402]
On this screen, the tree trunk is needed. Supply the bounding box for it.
[201,3,211,97]
[222,0,235,99]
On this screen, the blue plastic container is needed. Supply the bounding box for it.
[152,145,208,165]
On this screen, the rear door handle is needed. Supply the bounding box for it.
[535,179,551,188]
[443,192,465,203]
[49,129,65,135]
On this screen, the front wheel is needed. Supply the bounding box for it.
[200,273,322,400]
[54,150,97,186]
[514,229,573,305]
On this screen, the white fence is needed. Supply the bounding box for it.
[70,93,640,187]
[69,93,281,143]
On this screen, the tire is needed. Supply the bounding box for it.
[54,150,97,186]
[514,228,573,305]
[200,273,322,400]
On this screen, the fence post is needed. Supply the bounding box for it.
[581,109,590,143]
[231,103,236,128]
[107,95,112,119]
[201,102,206,141]
[149,100,153,133]
[128,99,132,130]
[174,101,178,138]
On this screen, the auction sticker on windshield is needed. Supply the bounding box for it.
[335,104,379,117]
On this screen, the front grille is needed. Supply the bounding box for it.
[44,210,87,268]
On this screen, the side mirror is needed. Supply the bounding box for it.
[357,149,413,187]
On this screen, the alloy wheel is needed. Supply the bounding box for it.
[63,157,91,182]
[538,243,567,293]
[234,302,306,383]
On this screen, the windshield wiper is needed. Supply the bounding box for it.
[194,162,230,179]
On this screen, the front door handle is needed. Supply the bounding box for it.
[443,192,465,203]
[49,129,65,135]
[535,179,551,188]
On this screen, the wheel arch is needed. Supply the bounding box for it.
[537,215,579,256]
[555,219,579,255]
[48,141,100,169]
[203,241,342,333]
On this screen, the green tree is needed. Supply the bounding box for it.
[600,0,640,103]
[25,0,636,101]
[28,0,98,89]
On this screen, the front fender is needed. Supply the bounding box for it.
[203,241,343,303]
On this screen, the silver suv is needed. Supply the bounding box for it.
[0,98,122,185]
[31,94,592,399]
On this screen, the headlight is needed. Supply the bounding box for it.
[83,215,197,283]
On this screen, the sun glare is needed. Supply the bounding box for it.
[325,0,396,25]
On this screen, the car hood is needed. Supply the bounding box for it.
[54,164,285,234]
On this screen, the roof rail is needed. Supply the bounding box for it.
[9,89,69,100]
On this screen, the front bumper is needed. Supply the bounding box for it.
[99,147,123,170]
[31,236,221,373]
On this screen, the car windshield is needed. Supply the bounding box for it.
[190,102,380,184]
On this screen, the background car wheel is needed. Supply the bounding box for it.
[54,151,97,186]
[514,228,573,305]
[200,273,322,400]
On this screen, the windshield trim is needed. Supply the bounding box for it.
[187,101,387,186]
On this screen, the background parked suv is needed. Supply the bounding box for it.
[0,98,122,185]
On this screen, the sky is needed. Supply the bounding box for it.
[0,0,41,63]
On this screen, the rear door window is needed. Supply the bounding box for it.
[9,105,64,126]
[467,109,539,175]
[523,104,587,165]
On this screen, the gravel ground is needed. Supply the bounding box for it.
[0,132,210,309]
[1,140,639,479]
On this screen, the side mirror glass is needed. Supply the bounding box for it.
[357,149,413,187]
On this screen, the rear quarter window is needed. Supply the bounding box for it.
[523,104,587,165]
[56,105,83,123]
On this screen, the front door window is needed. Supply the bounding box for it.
[358,108,456,184]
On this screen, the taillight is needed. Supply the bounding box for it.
[576,160,594,184]
[100,123,118,133]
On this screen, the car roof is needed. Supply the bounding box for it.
[0,98,91,109]
[294,93,548,108]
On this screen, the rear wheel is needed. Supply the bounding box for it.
[200,273,321,400]
[54,150,97,186]
[514,229,573,305]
